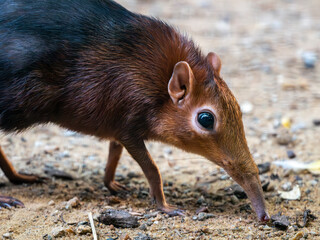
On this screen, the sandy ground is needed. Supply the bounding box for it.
[1,0,320,239]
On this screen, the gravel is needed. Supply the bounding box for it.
[271,213,290,230]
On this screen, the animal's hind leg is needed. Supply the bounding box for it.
[0,146,41,184]
[104,141,127,194]
[0,145,43,209]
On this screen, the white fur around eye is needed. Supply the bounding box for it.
[191,106,218,135]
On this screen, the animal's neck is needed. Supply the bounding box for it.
[121,17,207,100]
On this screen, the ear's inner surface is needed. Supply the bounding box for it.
[168,61,193,105]
[179,85,186,100]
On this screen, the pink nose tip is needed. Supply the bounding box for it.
[260,213,270,222]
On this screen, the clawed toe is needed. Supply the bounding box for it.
[0,196,24,209]
[106,181,128,194]
[167,209,185,217]
[35,176,49,183]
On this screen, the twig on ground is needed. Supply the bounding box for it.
[88,212,98,240]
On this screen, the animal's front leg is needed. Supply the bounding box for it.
[122,139,184,216]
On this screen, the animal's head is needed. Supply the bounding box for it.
[154,52,269,222]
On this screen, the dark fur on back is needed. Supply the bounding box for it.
[0,0,210,140]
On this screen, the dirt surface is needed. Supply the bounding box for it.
[1,0,320,239]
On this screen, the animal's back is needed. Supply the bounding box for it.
[0,0,133,79]
[0,0,136,132]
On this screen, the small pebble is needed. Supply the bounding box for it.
[139,223,148,231]
[196,195,205,204]
[197,212,215,221]
[240,101,253,114]
[198,212,206,221]
[76,225,91,235]
[266,181,276,191]
[48,200,55,206]
[65,197,80,210]
[245,234,253,240]
[230,195,240,204]
[310,231,317,236]
[146,219,153,226]
[51,210,59,217]
[292,231,304,240]
[42,234,53,240]
[279,185,301,200]
[281,117,291,129]
[308,180,318,187]
[273,118,281,128]
[263,225,272,231]
[144,212,158,219]
[163,147,173,155]
[77,221,89,226]
[127,172,140,178]
[2,232,12,239]
[51,227,67,238]
[281,182,292,191]
[286,150,296,159]
[271,173,280,180]
[276,130,293,145]
[258,162,271,174]
[44,166,74,180]
[220,174,229,180]
[287,226,295,233]
[271,213,290,230]
[262,181,270,192]
[232,226,243,232]
[64,130,78,136]
[134,233,154,240]
[313,119,320,126]
[200,227,211,234]
[291,122,307,132]
[57,151,70,158]
[225,184,247,199]
[301,51,317,68]
[119,233,132,240]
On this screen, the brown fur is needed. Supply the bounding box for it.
[0,0,268,220]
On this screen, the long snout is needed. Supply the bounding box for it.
[226,163,270,222]
[238,173,270,222]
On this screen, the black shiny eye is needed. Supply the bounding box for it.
[197,112,214,130]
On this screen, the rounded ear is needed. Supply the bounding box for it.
[207,52,222,75]
[168,61,194,105]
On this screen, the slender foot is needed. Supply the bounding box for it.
[159,204,185,217]
[10,173,47,185]
[105,180,128,194]
[0,196,24,209]
[104,141,124,194]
